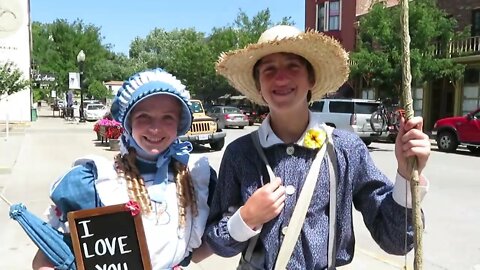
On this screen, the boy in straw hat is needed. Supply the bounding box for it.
[204,25,430,269]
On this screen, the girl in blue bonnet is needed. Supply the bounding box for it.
[32,68,216,270]
[205,25,431,269]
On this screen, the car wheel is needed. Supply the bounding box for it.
[436,131,458,152]
[387,133,397,143]
[362,139,372,146]
[210,138,225,151]
[217,120,225,130]
[467,146,480,155]
[239,126,245,129]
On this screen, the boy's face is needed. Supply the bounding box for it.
[256,53,314,112]
[130,94,181,156]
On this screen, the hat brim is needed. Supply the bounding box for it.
[216,31,350,106]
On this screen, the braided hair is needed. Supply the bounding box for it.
[114,148,198,228]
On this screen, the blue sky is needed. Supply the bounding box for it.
[30,0,305,54]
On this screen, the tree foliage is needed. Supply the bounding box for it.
[32,9,295,101]
[350,0,466,99]
[87,80,111,100]
[0,62,30,97]
[128,8,294,100]
[32,19,120,99]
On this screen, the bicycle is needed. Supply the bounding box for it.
[370,101,404,136]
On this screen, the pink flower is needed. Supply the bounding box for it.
[124,200,141,216]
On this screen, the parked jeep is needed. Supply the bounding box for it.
[178,99,226,151]
[432,108,480,154]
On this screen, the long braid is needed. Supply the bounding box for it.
[114,148,152,214]
[173,161,198,228]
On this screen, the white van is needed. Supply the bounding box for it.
[309,99,382,145]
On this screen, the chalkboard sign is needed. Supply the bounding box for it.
[67,204,151,270]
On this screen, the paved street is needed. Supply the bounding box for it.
[1,108,479,270]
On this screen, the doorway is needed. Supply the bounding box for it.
[429,78,455,129]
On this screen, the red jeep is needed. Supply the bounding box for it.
[432,108,480,154]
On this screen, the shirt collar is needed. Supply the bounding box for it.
[258,111,328,148]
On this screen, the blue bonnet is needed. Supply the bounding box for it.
[111,68,192,136]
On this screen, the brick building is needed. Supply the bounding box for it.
[304,0,480,129]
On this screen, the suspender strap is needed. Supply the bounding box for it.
[250,130,276,183]
[274,140,329,270]
[327,142,338,270]
[249,128,338,270]
[243,131,275,262]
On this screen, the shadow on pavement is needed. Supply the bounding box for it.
[431,147,480,157]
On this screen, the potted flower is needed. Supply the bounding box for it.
[104,120,123,151]
[93,121,101,140]
[93,115,123,151]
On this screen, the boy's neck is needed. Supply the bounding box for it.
[268,107,310,144]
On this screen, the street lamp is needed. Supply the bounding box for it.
[77,50,86,122]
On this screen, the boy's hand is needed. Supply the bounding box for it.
[395,116,431,180]
[240,177,285,229]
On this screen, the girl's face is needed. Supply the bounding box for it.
[256,53,314,113]
[130,94,181,156]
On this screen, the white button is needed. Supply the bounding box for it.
[282,226,288,235]
[286,146,295,155]
[285,185,296,195]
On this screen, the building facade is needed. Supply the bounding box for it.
[305,0,480,130]
[0,0,32,122]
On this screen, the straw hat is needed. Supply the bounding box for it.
[216,25,350,106]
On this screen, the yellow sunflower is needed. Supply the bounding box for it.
[303,128,327,149]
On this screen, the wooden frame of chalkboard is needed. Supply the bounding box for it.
[67,204,152,270]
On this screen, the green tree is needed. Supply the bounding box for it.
[204,9,294,99]
[32,19,112,98]
[0,62,30,97]
[128,8,294,100]
[88,80,112,100]
[350,0,466,100]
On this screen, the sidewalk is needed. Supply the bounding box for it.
[0,122,28,175]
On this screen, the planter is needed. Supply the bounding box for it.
[99,126,108,144]
[109,138,121,151]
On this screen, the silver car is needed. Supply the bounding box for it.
[207,106,249,129]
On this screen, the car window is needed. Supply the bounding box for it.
[309,101,324,112]
[354,102,379,114]
[87,104,105,110]
[189,102,203,113]
[329,101,354,113]
[224,107,241,114]
[210,107,219,113]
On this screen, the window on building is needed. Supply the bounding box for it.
[328,0,341,31]
[413,87,423,117]
[472,9,480,37]
[462,68,480,115]
[316,1,342,32]
[316,3,325,32]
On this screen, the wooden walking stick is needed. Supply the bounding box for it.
[400,0,423,269]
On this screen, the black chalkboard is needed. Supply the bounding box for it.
[67,204,151,270]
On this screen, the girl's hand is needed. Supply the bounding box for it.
[32,250,55,270]
[395,116,431,180]
[240,177,286,229]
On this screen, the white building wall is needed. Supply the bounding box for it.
[0,0,31,122]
